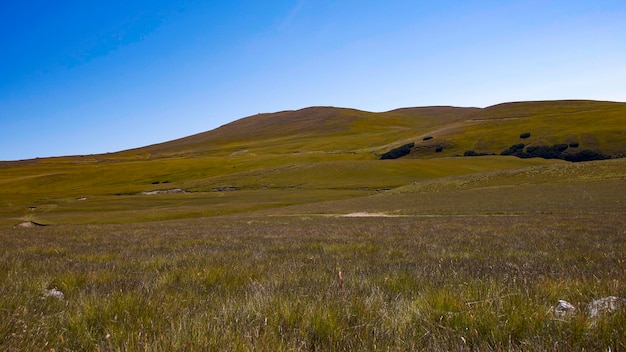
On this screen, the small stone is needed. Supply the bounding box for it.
[550,299,576,318]
[587,296,624,318]
[43,288,65,300]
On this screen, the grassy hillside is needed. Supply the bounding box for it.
[1,100,625,350]
[116,100,626,159]
[1,99,624,225]
[0,156,558,225]
[404,100,626,158]
[262,158,626,218]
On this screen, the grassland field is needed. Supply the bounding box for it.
[1,100,625,350]
[0,154,556,225]
[1,158,625,350]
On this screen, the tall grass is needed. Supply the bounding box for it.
[1,214,624,350]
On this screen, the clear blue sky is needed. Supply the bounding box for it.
[1,0,625,160]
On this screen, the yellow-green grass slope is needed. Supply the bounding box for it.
[262,157,626,218]
[1,101,626,350]
[1,100,624,225]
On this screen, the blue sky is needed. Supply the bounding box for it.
[1,0,625,160]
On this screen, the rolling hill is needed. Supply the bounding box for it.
[111,99,626,159]
[1,99,625,225]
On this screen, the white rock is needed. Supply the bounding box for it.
[43,288,65,300]
[550,299,576,318]
[587,296,624,318]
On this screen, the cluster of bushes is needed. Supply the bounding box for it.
[151,180,171,185]
[562,149,610,162]
[463,150,493,157]
[500,143,526,157]
[525,144,568,159]
[499,143,609,162]
[463,131,611,162]
[384,131,614,162]
[380,143,414,160]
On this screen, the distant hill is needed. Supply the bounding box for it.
[124,99,626,160]
[1,99,624,224]
[4,100,623,163]
[121,105,480,158]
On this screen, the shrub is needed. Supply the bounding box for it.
[520,132,531,139]
[423,136,433,141]
[569,142,579,148]
[525,146,560,159]
[562,149,609,162]
[500,142,609,162]
[501,143,526,156]
[464,150,491,157]
[553,144,569,153]
[435,146,443,153]
[380,143,414,160]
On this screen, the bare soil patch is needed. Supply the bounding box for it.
[342,212,404,217]
[14,221,47,228]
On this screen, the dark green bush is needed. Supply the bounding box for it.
[435,146,443,153]
[553,144,569,153]
[423,136,433,141]
[500,142,608,162]
[501,143,526,156]
[380,143,415,160]
[569,142,579,148]
[562,149,609,162]
[520,132,531,139]
[525,145,560,159]
[464,150,491,157]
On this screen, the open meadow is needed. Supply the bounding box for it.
[2,158,625,351]
[1,101,625,350]
[2,214,625,351]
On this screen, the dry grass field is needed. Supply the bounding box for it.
[2,213,624,351]
[1,100,625,350]
[2,158,625,351]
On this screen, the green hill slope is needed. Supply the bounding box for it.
[1,100,624,225]
[135,99,623,159]
[261,157,626,217]
[438,100,626,157]
[118,106,480,158]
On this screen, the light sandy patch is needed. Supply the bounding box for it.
[343,212,403,217]
[141,188,187,195]
[14,221,47,228]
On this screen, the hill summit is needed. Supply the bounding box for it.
[121,99,625,160]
